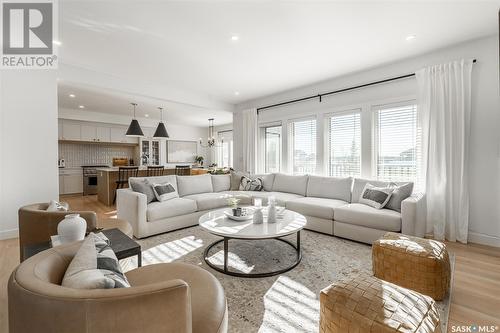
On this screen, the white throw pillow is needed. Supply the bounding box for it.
[358,183,394,209]
[151,182,179,201]
[46,200,69,212]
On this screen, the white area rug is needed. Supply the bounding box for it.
[121,227,452,333]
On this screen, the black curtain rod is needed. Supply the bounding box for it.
[257,59,477,113]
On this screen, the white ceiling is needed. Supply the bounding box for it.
[58,1,500,121]
[58,83,233,127]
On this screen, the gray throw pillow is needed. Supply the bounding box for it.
[240,176,263,191]
[359,183,394,209]
[129,178,156,204]
[62,233,130,289]
[385,182,414,212]
[151,182,179,201]
[230,171,248,190]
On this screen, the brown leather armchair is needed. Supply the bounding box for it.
[8,242,228,333]
[18,203,97,262]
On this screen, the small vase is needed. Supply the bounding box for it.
[57,214,87,244]
[253,208,263,224]
[267,199,277,224]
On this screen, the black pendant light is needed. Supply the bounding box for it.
[153,107,169,138]
[126,102,144,137]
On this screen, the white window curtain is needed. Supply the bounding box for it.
[416,59,473,243]
[241,108,258,174]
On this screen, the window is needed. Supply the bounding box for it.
[263,125,282,173]
[217,131,233,168]
[289,118,316,175]
[327,111,361,177]
[374,103,418,182]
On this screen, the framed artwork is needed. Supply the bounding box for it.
[167,140,198,163]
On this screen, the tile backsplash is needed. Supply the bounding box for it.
[58,143,136,167]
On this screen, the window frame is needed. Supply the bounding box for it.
[259,121,283,174]
[324,108,363,178]
[371,100,418,183]
[216,130,233,168]
[287,115,318,176]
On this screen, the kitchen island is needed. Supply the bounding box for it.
[96,166,208,206]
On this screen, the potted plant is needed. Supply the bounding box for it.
[227,198,241,216]
[194,155,204,167]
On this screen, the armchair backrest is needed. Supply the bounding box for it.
[18,203,97,261]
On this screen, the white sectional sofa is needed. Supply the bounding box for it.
[117,173,425,244]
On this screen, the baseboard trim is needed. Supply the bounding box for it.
[0,228,18,240]
[468,232,500,248]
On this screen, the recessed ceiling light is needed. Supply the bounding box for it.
[53,40,62,46]
[78,105,85,109]
[231,35,239,41]
[145,114,149,117]
[69,94,75,98]
[234,91,240,96]
[405,35,416,41]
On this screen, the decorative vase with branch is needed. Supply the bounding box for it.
[227,198,241,216]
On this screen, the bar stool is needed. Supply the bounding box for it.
[175,165,191,176]
[113,166,139,204]
[147,165,164,177]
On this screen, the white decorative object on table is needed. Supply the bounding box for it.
[267,196,277,223]
[224,208,253,221]
[253,207,263,224]
[254,198,262,207]
[57,214,87,244]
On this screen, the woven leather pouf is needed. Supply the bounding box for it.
[320,274,441,333]
[372,232,451,300]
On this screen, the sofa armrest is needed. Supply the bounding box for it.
[116,188,147,238]
[401,192,426,237]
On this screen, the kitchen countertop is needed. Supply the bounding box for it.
[95,165,203,172]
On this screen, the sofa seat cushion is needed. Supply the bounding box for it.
[286,197,347,220]
[250,191,303,206]
[183,192,234,211]
[146,198,197,221]
[219,191,253,205]
[126,262,227,333]
[334,203,401,231]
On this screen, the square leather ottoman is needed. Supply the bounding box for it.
[372,232,451,300]
[320,273,441,333]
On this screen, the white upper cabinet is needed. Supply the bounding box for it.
[96,126,111,142]
[81,125,96,141]
[61,122,81,141]
[110,126,138,144]
[59,119,137,144]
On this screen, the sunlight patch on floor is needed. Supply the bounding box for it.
[120,236,203,272]
[208,250,255,274]
[259,276,319,333]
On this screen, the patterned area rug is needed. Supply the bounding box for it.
[121,227,452,333]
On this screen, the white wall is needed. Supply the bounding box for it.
[235,36,500,246]
[0,71,59,240]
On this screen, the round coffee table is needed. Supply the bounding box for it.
[199,208,306,278]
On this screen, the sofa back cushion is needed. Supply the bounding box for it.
[352,179,413,208]
[177,174,213,196]
[211,175,231,192]
[130,175,178,191]
[253,173,275,192]
[352,178,390,203]
[306,176,353,202]
[272,174,308,196]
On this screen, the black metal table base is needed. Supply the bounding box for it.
[203,231,302,278]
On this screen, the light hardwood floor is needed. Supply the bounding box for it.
[1,195,499,332]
